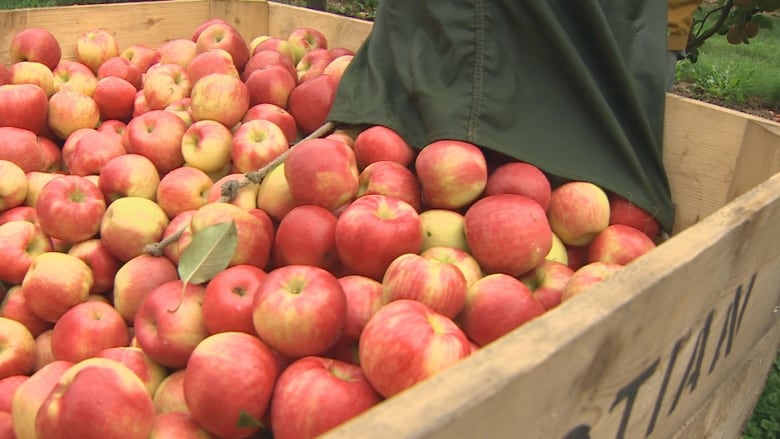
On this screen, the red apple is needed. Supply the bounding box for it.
[51,60,97,96]
[120,44,159,73]
[547,180,611,246]
[519,260,574,311]
[566,243,589,271]
[335,194,423,280]
[608,192,662,239]
[252,264,347,358]
[485,161,552,211]
[99,196,170,262]
[151,369,188,415]
[195,22,250,71]
[296,47,335,83]
[96,346,167,396]
[587,223,657,265]
[148,412,213,439]
[160,210,195,265]
[186,48,240,87]
[0,205,37,225]
[125,109,187,175]
[134,280,208,369]
[97,56,143,89]
[287,27,328,65]
[284,138,359,211]
[191,17,228,42]
[8,61,54,97]
[202,264,266,335]
[561,261,623,302]
[21,252,93,323]
[98,153,161,203]
[256,162,300,221]
[0,84,49,134]
[189,202,272,268]
[337,274,383,343]
[112,254,179,325]
[156,38,197,69]
[207,173,259,209]
[97,118,127,143]
[415,139,488,209]
[270,356,382,439]
[322,54,353,83]
[458,273,546,346]
[142,63,191,111]
[242,48,297,84]
[243,103,298,144]
[0,128,49,173]
[50,300,130,363]
[356,160,422,211]
[359,299,471,397]
[67,238,121,295]
[252,36,296,64]
[272,204,339,271]
[245,64,298,109]
[189,73,249,129]
[0,221,52,285]
[419,245,483,288]
[93,76,136,121]
[74,29,120,74]
[464,193,553,276]
[231,118,289,174]
[0,375,28,414]
[35,174,105,244]
[352,125,416,169]
[10,27,62,70]
[0,286,53,338]
[0,317,36,379]
[47,89,100,140]
[9,360,72,439]
[287,73,338,135]
[163,97,194,128]
[33,329,55,372]
[35,357,155,439]
[155,166,213,219]
[62,129,127,176]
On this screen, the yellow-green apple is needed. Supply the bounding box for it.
[587,223,657,266]
[93,76,136,121]
[62,129,127,176]
[0,317,36,378]
[458,273,545,347]
[189,73,249,129]
[231,118,289,173]
[243,103,298,144]
[112,254,179,325]
[156,38,197,69]
[75,29,120,74]
[125,109,187,175]
[286,27,328,65]
[202,264,266,335]
[381,251,467,318]
[545,231,569,265]
[0,221,52,285]
[133,280,208,369]
[120,44,159,73]
[186,48,240,87]
[284,138,359,211]
[181,119,233,174]
[99,196,170,262]
[608,192,661,239]
[335,194,423,280]
[561,261,623,302]
[547,180,611,246]
[242,49,298,84]
[98,153,161,203]
[485,161,552,211]
[148,412,214,439]
[8,61,54,97]
[0,127,49,173]
[270,356,381,439]
[272,204,339,271]
[256,162,299,221]
[194,22,250,71]
[49,300,130,363]
[35,174,106,243]
[356,160,422,211]
[418,208,470,253]
[67,238,121,295]
[96,346,167,396]
[33,329,55,372]
[359,299,470,397]
[415,139,488,210]
[336,274,383,343]
[352,124,416,169]
[519,260,574,311]
[155,166,213,219]
[419,245,483,288]
[183,331,280,438]
[21,251,93,323]
[0,375,28,413]
[464,193,553,276]
[245,64,298,109]
[0,205,37,225]
[47,89,100,140]
[142,63,192,111]
[10,359,72,439]
[322,54,353,83]
[10,27,62,70]
[163,97,193,127]
[1,285,53,338]
[252,36,296,64]
[296,47,335,83]
[287,73,338,135]
[51,60,98,95]
[207,173,259,209]
[189,202,272,268]
[152,369,188,414]
[160,210,195,265]
[97,56,143,90]
[252,264,347,358]
[35,357,155,439]
[0,160,28,212]
[0,84,49,134]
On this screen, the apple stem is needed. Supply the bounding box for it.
[143,226,185,256]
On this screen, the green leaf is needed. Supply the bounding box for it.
[178,221,238,286]
[237,410,264,429]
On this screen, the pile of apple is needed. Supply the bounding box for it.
[0,16,663,439]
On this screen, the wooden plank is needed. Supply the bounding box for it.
[727,121,780,203]
[322,171,780,439]
[0,0,212,65]
[209,0,270,45]
[266,1,372,52]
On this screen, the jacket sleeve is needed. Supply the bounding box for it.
[668,0,702,52]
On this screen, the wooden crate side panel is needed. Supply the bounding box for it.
[727,122,780,203]
[209,0,270,45]
[266,2,372,52]
[0,0,211,65]
[323,172,780,439]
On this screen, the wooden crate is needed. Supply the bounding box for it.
[3,1,780,437]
